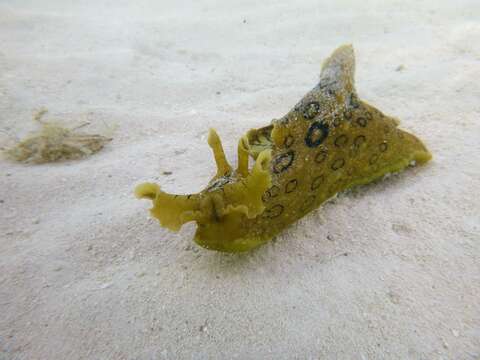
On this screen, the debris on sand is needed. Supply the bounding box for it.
[4,108,112,164]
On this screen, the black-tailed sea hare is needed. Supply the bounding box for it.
[135,45,432,252]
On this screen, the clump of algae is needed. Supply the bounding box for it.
[3,108,112,164]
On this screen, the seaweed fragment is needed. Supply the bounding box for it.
[4,109,112,164]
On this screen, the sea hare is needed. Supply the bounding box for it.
[135,45,432,252]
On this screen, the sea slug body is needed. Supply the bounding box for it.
[135,45,432,252]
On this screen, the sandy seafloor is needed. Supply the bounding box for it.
[1,0,479,359]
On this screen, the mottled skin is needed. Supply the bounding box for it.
[135,45,432,252]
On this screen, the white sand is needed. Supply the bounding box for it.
[1,1,479,359]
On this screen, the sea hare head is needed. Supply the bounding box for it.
[135,129,273,252]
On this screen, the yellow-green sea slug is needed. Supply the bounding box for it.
[135,45,432,252]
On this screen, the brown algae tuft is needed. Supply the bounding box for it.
[4,109,112,164]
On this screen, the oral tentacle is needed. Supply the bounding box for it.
[236,135,250,178]
[134,183,203,231]
[207,128,232,178]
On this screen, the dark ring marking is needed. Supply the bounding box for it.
[272,150,295,173]
[344,110,353,120]
[333,117,342,127]
[285,179,298,193]
[301,195,316,212]
[351,135,366,157]
[283,135,294,148]
[353,135,366,147]
[311,175,325,191]
[379,142,388,152]
[369,154,379,165]
[334,134,348,147]
[331,158,345,171]
[314,149,328,164]
[365,112,373,120]
[302,101,320,119]
[264,204,284,219]
[305,121,329,148]
[262,185,280,202]
[356,117,367,127]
